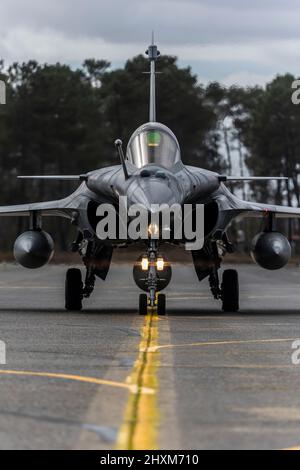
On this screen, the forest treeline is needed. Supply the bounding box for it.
[0,54,299,251]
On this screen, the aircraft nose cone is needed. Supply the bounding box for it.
[127,178,181,211]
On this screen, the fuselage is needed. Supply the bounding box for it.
[66,122,228,246]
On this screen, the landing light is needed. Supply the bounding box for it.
[148,223,159,237]
[157,258,165,271]
[141,258,149,271]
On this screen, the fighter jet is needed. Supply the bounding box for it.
[1,40,299,314]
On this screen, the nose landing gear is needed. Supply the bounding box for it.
[139,292,166,316]
[135,241,171,315]
[139,293,148,316]
[157,293,166,315]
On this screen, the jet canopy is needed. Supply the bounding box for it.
[126,123,181,169]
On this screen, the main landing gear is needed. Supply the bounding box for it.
[65,265,96,311]
[221,269,239,312]
[65,268,83,311]
[65,238,113,311]
[209,268,239,312]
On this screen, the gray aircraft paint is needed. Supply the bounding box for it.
[0,40,299,276]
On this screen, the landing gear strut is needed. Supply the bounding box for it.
[148,241,159,308]
[82,265,96,298]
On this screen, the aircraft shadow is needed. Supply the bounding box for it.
[166,309,300,317]
[0,307,299,316]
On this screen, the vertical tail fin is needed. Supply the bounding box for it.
[145,33,160,122]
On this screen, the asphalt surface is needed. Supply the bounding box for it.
[0,260,300,449]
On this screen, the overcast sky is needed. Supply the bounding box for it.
[1,0,300,86]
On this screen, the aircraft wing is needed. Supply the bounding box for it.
[0,198,77,218]
[214,186,300,222]
[0,166,122,218]
[215,175,300,219]
[241,201,300,219]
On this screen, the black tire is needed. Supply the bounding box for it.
[157,293,166,316]
[221,269,239,312]
[65,268,83,311]
[139,293,148,315]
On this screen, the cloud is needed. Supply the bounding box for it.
[1,0,300,44]
[0,0,299,85]
[220,72,275,88]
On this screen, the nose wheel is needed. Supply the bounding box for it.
[139,293,166,315]
[139,293,148,315]
[157,293,166,315]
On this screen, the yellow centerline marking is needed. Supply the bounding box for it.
[141,337,297,353]
[116,310,160,450]
[0,370,154,394]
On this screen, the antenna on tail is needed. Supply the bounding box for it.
[145,32,160,122]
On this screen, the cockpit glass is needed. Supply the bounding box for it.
[127,124,181,169]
